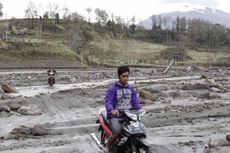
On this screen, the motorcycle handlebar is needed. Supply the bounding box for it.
[110,108,144,117]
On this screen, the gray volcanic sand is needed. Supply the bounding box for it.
[0,67,230,153]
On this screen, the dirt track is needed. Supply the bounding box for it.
[0,67,230,153]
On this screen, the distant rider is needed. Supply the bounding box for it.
[47,69,57,76]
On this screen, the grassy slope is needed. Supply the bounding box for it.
[88,38,230,66]
[188,50,230,64]
[0,40,85,68]
[0,19,230,68]
[89,39,168,65]
[1,38,230,68]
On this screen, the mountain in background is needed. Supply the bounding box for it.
[139,7,230,29]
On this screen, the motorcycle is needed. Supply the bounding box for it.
[91,108,151,153]
[47,71,56,87]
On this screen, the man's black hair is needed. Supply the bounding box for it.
[118,66,130,76]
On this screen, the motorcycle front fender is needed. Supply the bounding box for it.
[134,137,150,148]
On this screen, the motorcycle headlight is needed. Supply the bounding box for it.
[126,112,137,121]
[138,110,146,120]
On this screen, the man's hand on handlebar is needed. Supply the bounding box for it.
[111,109,119,117]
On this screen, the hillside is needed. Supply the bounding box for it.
[0,18,230,68]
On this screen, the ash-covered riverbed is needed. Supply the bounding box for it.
[0,67,230,153]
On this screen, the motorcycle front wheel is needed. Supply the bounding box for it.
[48,77,55,87]
[136,147,152,153]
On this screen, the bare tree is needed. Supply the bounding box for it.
[94,8,108,25]
[131,16,136,24]
[46,3,60,19]
[111,13,114,22]
[115,16,123,25]
[86,7,92,22]
[157,15,162,29]
[25,2,38,29]
[25,2,38,18]
[62,6,70,22]
[70,12,84,23]
[114,16,124,32]
[0,1,3,18]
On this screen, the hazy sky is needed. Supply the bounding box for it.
[1,0,230,21]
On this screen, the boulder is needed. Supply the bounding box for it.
[208,138,230,148]
[0,111,10,117]
[17,105,42,115]
[143,84,170,93]
[169,91,181,98]
[181,83,211,90]
[1,83,16,93]
[198,92,221,99]
[0,107,10,113]
[138,89,157,101]
[209,87,221,92]
[10,126,32,135]
[8,103,21,111]
[31,124,49,136]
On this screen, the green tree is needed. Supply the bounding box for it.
[55,13,59,24]
[180,17,187,33]
[151,15,157,31]
[187,19,227,48]
[129,24,136,34]
[176,16,180,33]
[157,15,162,29]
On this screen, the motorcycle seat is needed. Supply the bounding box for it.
[101,110,110,125]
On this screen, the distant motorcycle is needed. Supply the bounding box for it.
[91,108,151,153]
[48,75,55,87]
[47,69,56,87]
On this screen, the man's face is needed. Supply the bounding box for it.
[118,71,129,85]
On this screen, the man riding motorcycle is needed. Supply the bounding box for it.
[47,69,57,76]
[104,66,141,153]
[47,69,57,87]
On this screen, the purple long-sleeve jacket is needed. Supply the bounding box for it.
[105,81,141,118]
